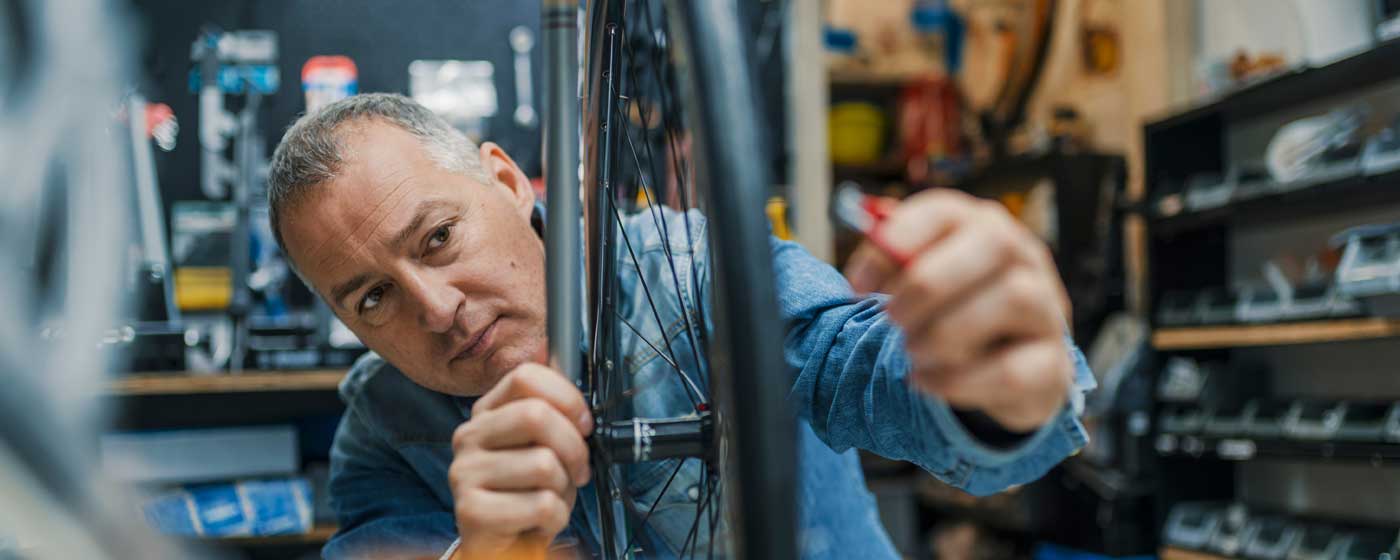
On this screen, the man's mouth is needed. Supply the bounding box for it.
[450,317,500,364]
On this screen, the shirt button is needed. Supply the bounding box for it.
[686,484,700,501]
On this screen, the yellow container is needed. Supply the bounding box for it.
[175,266,233,311]
[828,102,887,165]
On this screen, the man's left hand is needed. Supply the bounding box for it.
[844,189,1073,433]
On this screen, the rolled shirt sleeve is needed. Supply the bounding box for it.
[770,237,1093,496]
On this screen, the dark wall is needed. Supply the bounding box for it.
[130,0,543,211]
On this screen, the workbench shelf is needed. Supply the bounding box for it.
[1150,318,1400,350]
[1144,38,1400,134]
[1156,435,1400,466]
[109,370,347,396]
[1159,546,1233,560]
[203,524,338,546]
[1151,169,1400,238]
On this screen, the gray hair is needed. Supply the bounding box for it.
[266,92,491,254]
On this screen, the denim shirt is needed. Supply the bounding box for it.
[322,207,1094,559]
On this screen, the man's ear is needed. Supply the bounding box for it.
[478,141,535,217]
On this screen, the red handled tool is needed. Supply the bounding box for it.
[833,182,913,268]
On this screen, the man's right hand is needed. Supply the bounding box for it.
[448,363,593,558]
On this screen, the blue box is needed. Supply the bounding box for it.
[141,478,312,538]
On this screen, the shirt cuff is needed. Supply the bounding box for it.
[439,538,461,560]
[920,337,1094,495]
[951,408,1035,449]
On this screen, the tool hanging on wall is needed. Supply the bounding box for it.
[509,26,538,128]
[956,0,1058,160]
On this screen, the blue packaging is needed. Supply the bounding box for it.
[141,478,312,538]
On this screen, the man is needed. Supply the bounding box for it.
[267,93,1093,559]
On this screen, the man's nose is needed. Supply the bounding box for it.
[400,269,464,333]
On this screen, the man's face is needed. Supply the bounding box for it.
[280,120,547,396]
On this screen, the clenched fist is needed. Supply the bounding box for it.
[845,189,1073,433]
[448,364,592,559]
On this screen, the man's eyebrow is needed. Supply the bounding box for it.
[330,272,374,310]
[391,199,457,251]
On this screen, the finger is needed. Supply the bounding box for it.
[845,190,970,293]
[454,399,592,485]
[844,241,900,295]
[455,447,573,497]
[877,189,977,258]
[882,223,1019,330]
[455,488,572,538]
[904,267,1061,373]
[474,363,592,435]
[915,339,1071,432]
[1006,229,1072,321]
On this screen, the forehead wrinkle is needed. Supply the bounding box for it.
[311,175,413,273]
[300,126,406,263]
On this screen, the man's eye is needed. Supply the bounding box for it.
[427,224,453,250]
[360,285,386,313]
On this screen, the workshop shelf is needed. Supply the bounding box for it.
[1151,169,1400,238]
[1157,435,1400,466]
[828,70,921,89]
[202,524,338,546]
[109,370,347,396]
[1159,546,1233,560]
[1144,38,1400,135]
[1151,318,1400,350]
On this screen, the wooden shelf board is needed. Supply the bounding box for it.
[109,370,347,396]
[828,70,925,87]
[206,524,337,546]
[1152,318,1400,350]
[833,160,906,180]
[1160,546,1233,560]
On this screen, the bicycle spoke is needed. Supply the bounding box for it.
[636,0,711,364]
[616,95,708,339]
[706,469,720,560]
[620,459,687,555]
[607,464,641,558]
[637,0,692,208]
[590,452,620,558]
[619,3,714,401]
[615,311,684,373]
[601,22,707,412]
[592,312,701,415]
[590,303,607,406]
[675,460,713,558]
[610,203,705,407]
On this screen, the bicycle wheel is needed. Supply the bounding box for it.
[571,0,796,557]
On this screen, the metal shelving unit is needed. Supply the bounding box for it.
[1144,36,1400,557]
[1144,39,1400,134]
[1152,169,1400,238]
